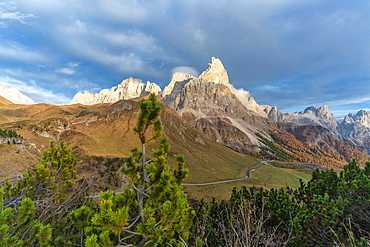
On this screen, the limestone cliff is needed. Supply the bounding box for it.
[282,105,339,138]
[161,57,297,156]
[70,78,161,105]
[338,110,370,154]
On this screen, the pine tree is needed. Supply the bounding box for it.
[83,94,193,246]
[0,140,91,246]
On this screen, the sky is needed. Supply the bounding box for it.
[0,0,370,120]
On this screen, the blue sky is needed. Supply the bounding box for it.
[0,0,370,120]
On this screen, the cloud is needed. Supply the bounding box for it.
[171,67,199,77]
[55,67,75,75]
[0,12,35,23]
[55,62,81,75]
[0,2,36,25]
[67,62,80,67]
[0,42,47,63]
[0,76,67,104]
[0,67,99,103]
[0,0,368,117]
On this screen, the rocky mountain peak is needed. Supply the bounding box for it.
[0,86,35,104]
[144,81,161,95]
[295,105,335,122]
[282,105,339,138]
[338,110,370,153]
[162,73,194,99]
[356,110,369,118]
[354,110,370,127]
[199,57,231,88]
[70,77,161,105]
[303,105,331,118]
[342,115,355,125]
[340,110,370,127]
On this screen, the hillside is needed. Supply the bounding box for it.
[0,96,13,105]
[0,97,315,199]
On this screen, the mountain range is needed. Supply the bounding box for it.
[2,58,370,200]
[2,58,370,167]
[67,57,370,159]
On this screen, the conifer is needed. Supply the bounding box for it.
[83,94,193,246]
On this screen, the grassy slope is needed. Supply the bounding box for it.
[183,164,312,201]
[0,99,312,200]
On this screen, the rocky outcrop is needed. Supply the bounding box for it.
[0,86,35,104]
[198,57,231,88]
[338,110,370,153]
[162,73,194,105]
[70,78,161,105]
[161,57,370,166]
[282,105,339,138]
[162,57,271,155]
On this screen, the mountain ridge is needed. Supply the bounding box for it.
[3,57,370,158]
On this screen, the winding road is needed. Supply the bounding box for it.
[90,162,268,198]
[90,161,316,197]
[182,161,268,186]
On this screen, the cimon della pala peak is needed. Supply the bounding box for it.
[70,57,272,117]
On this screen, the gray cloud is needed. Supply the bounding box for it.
[0,0,369,117]
[171,67,199,77]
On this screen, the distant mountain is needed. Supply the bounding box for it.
[278,106,370,154]
[281,105,339,138]
[70,77,161,105]
[337,110,370,154]
[0,86,35,104]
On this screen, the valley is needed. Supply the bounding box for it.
[0,57,369,201]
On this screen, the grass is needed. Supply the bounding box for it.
[0,100,313,202]
[183,162,312,202]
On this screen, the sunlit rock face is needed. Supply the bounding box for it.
[70,78,161,105]
[161,57,276,155]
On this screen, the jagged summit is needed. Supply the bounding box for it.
[0,86,35,104]
[162,73,194,99]
[163,57,230,99]
[282,105,339,138]
[337,109,370,154]
[70,77,161,105]
[198,57,231,88]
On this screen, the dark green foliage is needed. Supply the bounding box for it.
[0,128,20,138]
[80,94,193,246]
[193,160,370,246]
[0,141,92,246]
